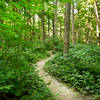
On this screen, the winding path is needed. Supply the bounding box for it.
[36,54,92,100]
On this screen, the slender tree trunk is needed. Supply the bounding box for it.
[48,17,50,36]
[63,3,71,55]
[77,9,81,43]
[33,15,35,26]
[60,21,62,37]
[53,0,57,40]
[29,17,32,41]
[27,16,29,26]
[38,17,41,40]
[86,24,90,44]
[41,0,45,45]
[78,28,81,43]
[54,0,57,36]
[52,19,55,38]
[94,0,100,45]
[86,18,91,44]
[33,15,35,28]
[0,20,5,49]
[32,15,35,36]
[72,3,76,46]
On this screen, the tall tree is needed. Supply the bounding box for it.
[41,0,45,45]
[53,0,57,40]
[94,0,100,45]
[64,3,71,55]
[71,2,76,46]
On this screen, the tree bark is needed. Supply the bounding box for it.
[86,24,89,44]
[52,19,55,38]
[72,3,76,46]
[32,15,35,36]
[94,0,100,45]
[41,0,45,45]
[53,0,57,40]
[48,17,50,35]
[63,3,71,55]
[60,21,62,37]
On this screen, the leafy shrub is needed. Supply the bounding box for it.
[22,45,50,63]
[44,37,63,51]
[44,38,55,50]
[0,45,54,100]
[68,44,100,74]
[44,44,100,99]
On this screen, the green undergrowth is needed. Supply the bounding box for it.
[44,44,100,100]
[44,37,63,51]
[0,43,54,100]
[22,43,50,63]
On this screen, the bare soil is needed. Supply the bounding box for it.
[36,54,92,100]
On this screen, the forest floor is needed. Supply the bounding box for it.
[36,52,92,100]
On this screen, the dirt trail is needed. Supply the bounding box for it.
[36,54,92,100]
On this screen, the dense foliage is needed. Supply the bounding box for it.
[0,0,100,99]
[44,44,100,99]
[22,43,50,63]
[0,43,54,100]
[0,0,55,99]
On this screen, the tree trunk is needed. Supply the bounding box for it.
[94,0,100,45]
[86,25,89,44]
[48,17,50,36]
[53,0,57,40]
[63,3,71,55]
[41,0,45,45]
[78,28,81,43]
[52,19,55,38]
[72,3,76,46]
[86,18,90,44]
[60,21,62,37]
[38,17,41,40]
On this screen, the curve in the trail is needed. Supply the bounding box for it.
[36,55,92,100]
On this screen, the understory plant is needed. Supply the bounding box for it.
[0,43,54,100]
[44,44,100,100]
